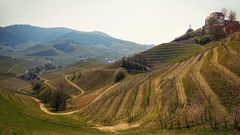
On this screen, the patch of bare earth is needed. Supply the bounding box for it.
[97,123,140,132]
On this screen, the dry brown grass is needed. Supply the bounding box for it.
[49,76,82,97]
[72,69,115,92]
[70,88,105,108]
[0,78,30,91]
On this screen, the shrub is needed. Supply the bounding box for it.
[194,36,211,45]
[114,68,127,83]
[200,36,211,45]
[32,82,44,95]
[33,82,42,91]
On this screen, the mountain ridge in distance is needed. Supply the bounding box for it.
[0,24,154,64]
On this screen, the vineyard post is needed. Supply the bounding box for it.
[224,115,227,129]
[195,117,198,125]
[160,119,163,130]
[233,109,239,129]
[200,114,203,124]
[170,121,173,130]
[184,111,190,128]
[177,114,181,129]
[208,95,213,129]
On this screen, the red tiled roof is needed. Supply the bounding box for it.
[214,12,224,17]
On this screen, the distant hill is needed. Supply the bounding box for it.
[0,25,73,46]
[0,24,153,64]
[0,55,40,77]
[28,49,58,56]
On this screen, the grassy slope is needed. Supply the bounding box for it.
[71,35,240,132]
[121,127,238,135]
[69,59,106,70]
[0,57,24,73]
[138,42,202,67]
[0,78,30,91]
[229,41,240,53]
[0,56,40,75]
[72,69,115,92]
[0,87,237,135]
[183,72,207,119]
[71,35,239,125]
[0,89,109,135]
[40,59,106,80]
[1,33,240,134]
[218,46,240,77]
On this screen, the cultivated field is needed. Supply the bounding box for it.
[1,32,240,134]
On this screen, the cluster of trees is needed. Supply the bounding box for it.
[221,8,236,21]
[121,55,149,73]
[194,36,211,45]
[49,88,67,111]
[32,82,68,111]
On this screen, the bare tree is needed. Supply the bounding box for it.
[229,10,236,21]
[39,88,51,103]
[50,86,67,111]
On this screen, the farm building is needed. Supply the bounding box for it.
[205,12,240,34]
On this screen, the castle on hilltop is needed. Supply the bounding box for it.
[174,11,240,43]
[205,12,240,34]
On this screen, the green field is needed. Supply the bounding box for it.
[0,89,109,135]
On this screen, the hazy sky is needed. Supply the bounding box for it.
[0,0,240,44]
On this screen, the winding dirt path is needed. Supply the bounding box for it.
[97,123,140,132]
[16,72,120,116]
[37,73,87,115]
[16,86,81,115]
[63,74,85,98]
[211,47,240,84]
[39,102,80,115]
[38,76,56,90]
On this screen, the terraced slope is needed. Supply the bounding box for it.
[211,47,240,84]
[136,42,202,67]
[0,78,30,91]
[65,33,240,131]
[1,32,240,134]
[72,69,115,92]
